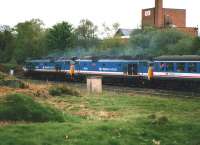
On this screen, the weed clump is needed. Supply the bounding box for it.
[49,85,81,97]
[148,114,156,119]
[157,116,169,125]
[148,114,169,125]
[0,94,65,122]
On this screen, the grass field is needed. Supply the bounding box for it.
[0,82,200,145]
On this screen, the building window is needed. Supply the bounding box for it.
[188,63,197,73]
[144,10,151,16]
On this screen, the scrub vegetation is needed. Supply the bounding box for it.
[0,79,199,145]
[0,72,27,89]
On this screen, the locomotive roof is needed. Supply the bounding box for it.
[25,56,72,63]
[154,55,200,61]
[25,55,152,62]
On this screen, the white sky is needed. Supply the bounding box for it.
[0,0,199,29]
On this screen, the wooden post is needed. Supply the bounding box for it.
[87,76,102,93]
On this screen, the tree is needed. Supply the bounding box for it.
[0,25,15,62]
[100,37,127,49]
[101,22,120,38]
[129,27,195,57]
[191,37,200,54]
[75,19,99,48]
[14,19,45,63]
[46,22,74,50]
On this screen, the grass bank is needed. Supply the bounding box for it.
[0,90,200,145]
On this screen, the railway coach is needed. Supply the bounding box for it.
[153,55,200,80]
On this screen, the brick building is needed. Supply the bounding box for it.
[142,0,198,36]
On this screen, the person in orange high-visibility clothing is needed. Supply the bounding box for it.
[148,64,153,80]
[69,64,75,80]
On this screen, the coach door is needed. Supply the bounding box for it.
[127,64,138,75]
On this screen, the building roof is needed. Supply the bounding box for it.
[115,28,134,38]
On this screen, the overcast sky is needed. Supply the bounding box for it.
[1,0,199,29]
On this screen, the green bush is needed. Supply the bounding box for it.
[49,85,81,97]
[0,94,65,122]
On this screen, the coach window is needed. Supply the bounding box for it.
[160,63,166,72]
[188,63,197,73]
[166,63,174,72]
[176,63,185,72]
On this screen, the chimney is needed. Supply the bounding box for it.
[155,0,164,27]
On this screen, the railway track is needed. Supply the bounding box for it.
[103,85,200,98]
[25,79,200,99]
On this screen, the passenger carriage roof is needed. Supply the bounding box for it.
[80,55,151,61]
[154,55,200,61]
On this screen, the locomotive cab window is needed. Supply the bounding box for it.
[176,63,185,72]
[188,63,197,73]
[64,61,70,65]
